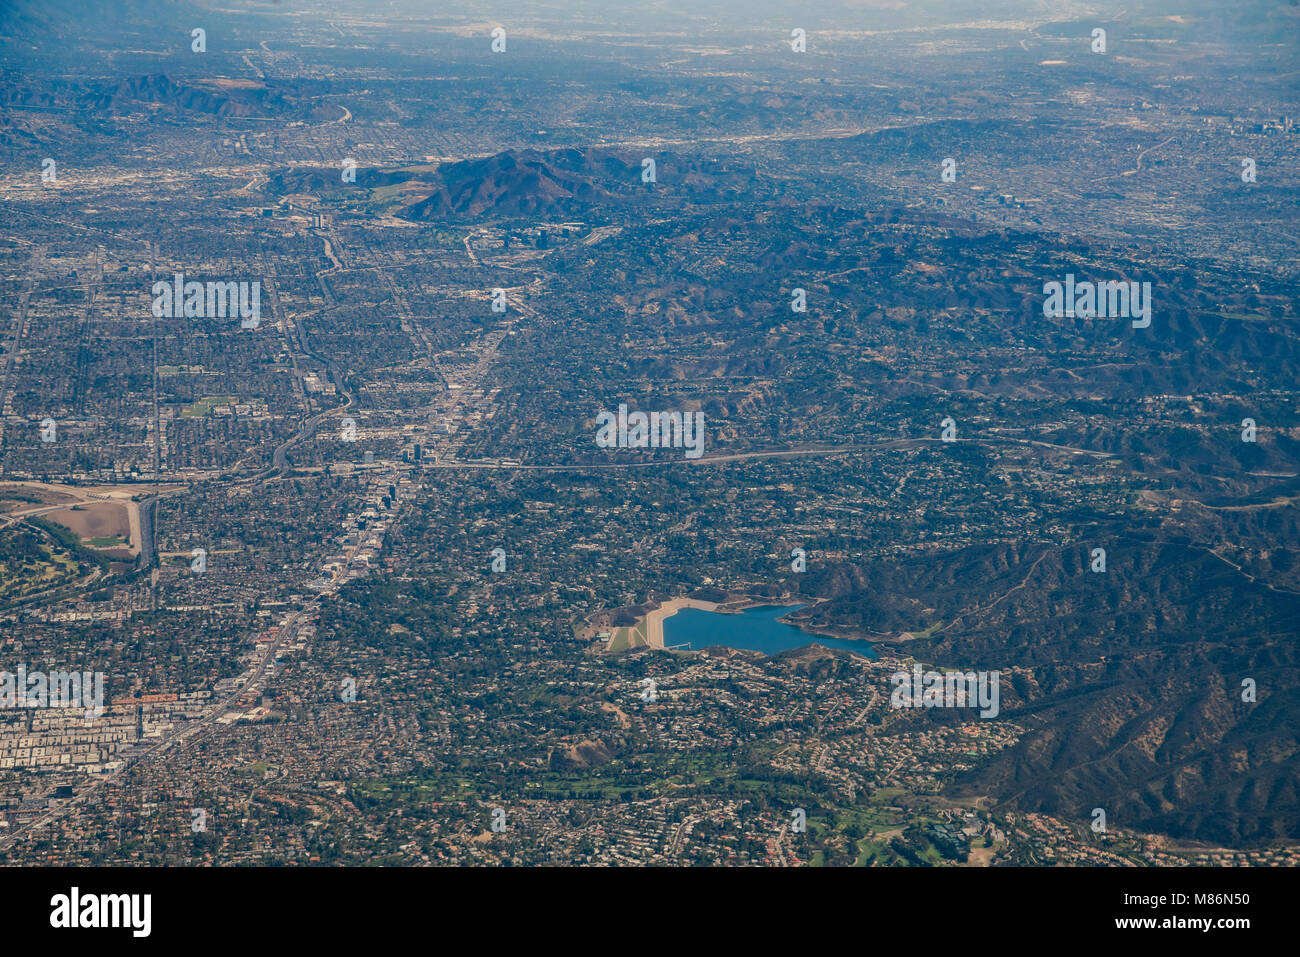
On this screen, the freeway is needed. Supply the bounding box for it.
[415,433,1121,472]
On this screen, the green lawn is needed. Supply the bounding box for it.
[180,395,235,418]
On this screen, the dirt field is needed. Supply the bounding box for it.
[45,503,131,544]
[0,480,181,558]
[0,483,80,511]
[605,597,721,652]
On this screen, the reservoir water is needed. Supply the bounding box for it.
[662,603,874,657]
